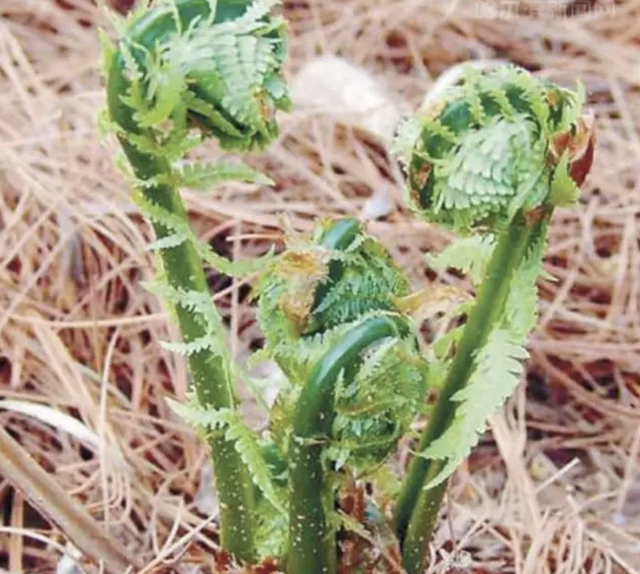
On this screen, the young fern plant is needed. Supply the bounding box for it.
[392,66,595,572]
[100,1,595,569]
[101,0,290,562]
[254,218,430,573]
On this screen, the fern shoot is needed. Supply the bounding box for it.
[392,65,595,573]
[101,0,290,562]
[253,218,429,573]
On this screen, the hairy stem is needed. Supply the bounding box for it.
[106,0,258,561]
[395,210,547,573]
[288,315,408,574]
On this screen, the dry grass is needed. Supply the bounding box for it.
[1,0,639,572]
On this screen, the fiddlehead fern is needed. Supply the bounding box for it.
[102,0,290,562]
[101,5,595,569]
[394,65,593,233]
[255,219,429,573]
[256,219,429,471]
[392,65,595,573]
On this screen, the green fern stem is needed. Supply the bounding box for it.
[121,145,258,562]
[106,0,264,562]
[288,315,409,574]
[309,218,361,313]
[395,209,549,573]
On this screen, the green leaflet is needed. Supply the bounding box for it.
[426,234,495,286]
[123,130,202,162]
[430,116,546,229]
[504,231,546,338]
[331,335,427,474]
[392,117,421,169]
[549,152,581,208]
[176,160,273,190]
[556,80,587,133]
[143,280,230,359]
[418,328,529,488]
[509,66,550,130]
[256,221,428,474]
[255,504,289,559]
[98,28,116,80]
[134,189,275,277]
[414,211,547,490]
[412,220,547,489]
[200,244,277,279]
[167,399,287,515]
[135,61,185,128]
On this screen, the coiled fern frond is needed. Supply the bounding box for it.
[105,0,290,152]
[101,0,291,563]
[394,65,594,233]
[255,219,429,473]
[255,220,408,376]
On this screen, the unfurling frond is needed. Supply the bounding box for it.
[255,220,411,381]
[549,153,580,207]
[106,0,291,154]
[256,219,429,472]
[394,64,594,233]
[103,2,291,549]
[394,65,595,572]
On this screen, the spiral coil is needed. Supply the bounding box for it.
[256,219,429,473]
[394,65,594,232]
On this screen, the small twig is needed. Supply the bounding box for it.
[135,512,219,574]
[0,527,88,574]
[0,425,141,574]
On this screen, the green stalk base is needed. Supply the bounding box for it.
[394,211,543,574]
[288,315,408,574]
[116,135,258,563]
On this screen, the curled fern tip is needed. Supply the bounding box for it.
[394,65,595,233]
[107,0,290,153]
